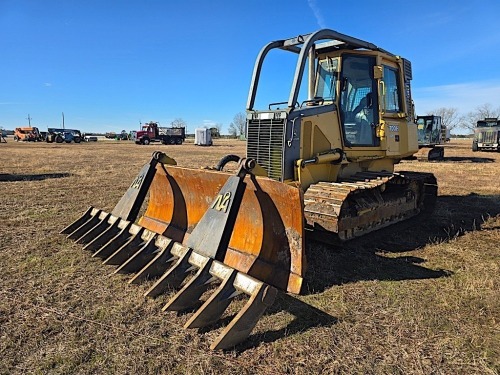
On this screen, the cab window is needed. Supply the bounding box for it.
[315,58,339,101]
[383,66,401,113]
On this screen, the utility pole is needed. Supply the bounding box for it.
[27,114,32,126]
[62,112,65,129]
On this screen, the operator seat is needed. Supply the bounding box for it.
[354,93,373,144]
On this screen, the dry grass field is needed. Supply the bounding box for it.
[0,138,498,374]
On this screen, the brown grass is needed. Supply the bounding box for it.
[0,139,498,374]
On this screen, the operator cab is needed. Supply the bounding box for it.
[246,29,415,183]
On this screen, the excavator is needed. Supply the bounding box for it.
[62,29,437,350]
[413,115,447,161]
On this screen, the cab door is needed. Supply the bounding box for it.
[339,55,379,147]
[379,64,405,154]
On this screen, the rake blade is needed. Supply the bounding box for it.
[61,154,290,350]
[65,216,279,349]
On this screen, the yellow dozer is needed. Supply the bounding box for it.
[62,29,437,349]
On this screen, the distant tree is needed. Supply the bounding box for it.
[215,123,222,135]
[459,112,479,133]
[228,113,246,138]
[459,103,500,132]
[170,118,187,128]
[475,103,500,119]
[426,107,460,131]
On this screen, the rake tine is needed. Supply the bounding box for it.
[83,218,128,253]
[113,235,159,274]
[210,283,277,350]
[184,269,240,329]
[66,209,104,240]
[144,247,194,298]
[102,227,147,265]
[75,213,112,245]
[162,258,216,311]
[128,237,176,284]
[91,222,136,260]
[60,207,97,234]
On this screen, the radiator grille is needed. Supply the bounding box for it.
[479,130,498,144]
[246,118,286,181]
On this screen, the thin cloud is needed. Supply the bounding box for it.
[416,11,454,28]
[43,82,52,87]
[413,80,500,115]
[202,119,216,127]
[307,0,326,29]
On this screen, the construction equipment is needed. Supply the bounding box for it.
[45,128,82,143]
[413,115,446,161]
[117,130,130,141]
[472,118,500,151]
[131,122,186,145]
[13,127,43,142]
[105,132,117,139]
[62,29,437,349]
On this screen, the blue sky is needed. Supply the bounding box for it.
[1,0,499,134]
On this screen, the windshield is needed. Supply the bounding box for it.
[417,118,433,130]
[477,120,499,128]
[315,58,339,101]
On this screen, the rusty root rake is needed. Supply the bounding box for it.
[61,152,278,350]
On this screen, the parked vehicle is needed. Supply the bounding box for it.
[45,128,82,143]
[472,118,500,151]
[1,128,7,143]
[413,115,447,161]
[14,127,43,142]
[116,130,130,140]
[131,122,185,145]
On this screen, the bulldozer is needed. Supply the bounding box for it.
[62,29,437,350]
